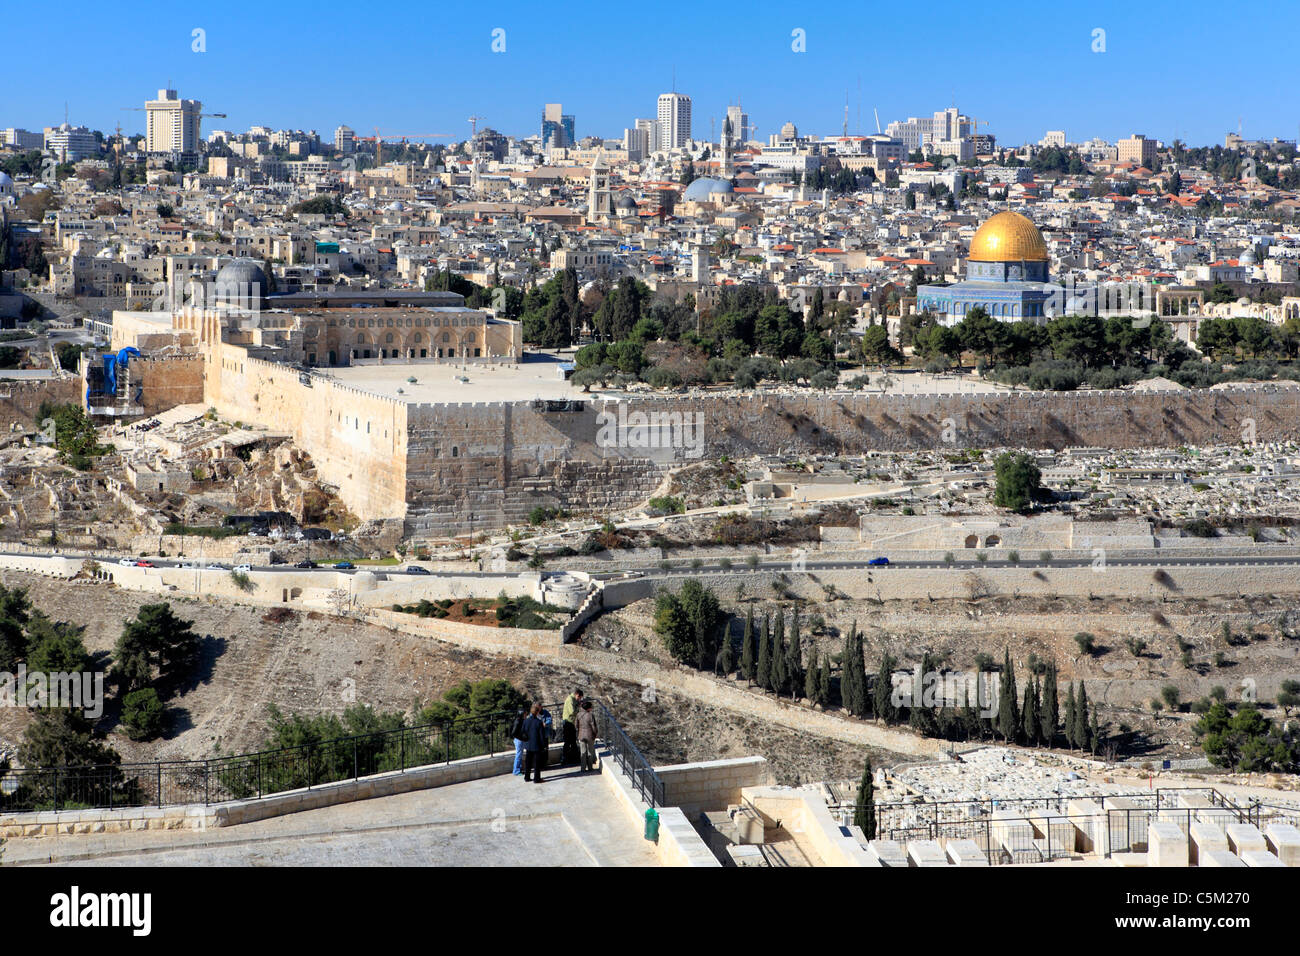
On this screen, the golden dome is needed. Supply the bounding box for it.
[967,211,1048,262]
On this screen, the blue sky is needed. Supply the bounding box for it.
[5,0,1298,149]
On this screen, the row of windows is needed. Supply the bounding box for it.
[325,316,480,329]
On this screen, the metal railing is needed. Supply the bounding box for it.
[594,701,664,808]
[0,703,567,813]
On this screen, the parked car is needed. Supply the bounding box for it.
[233,564,252,573]
[334,561,355,570]
[206,563,226,571]
[294,560,317,569]
[118,557,134,567]
[135,560,155,568]
[407,565,431,575]
[867,556,890,567]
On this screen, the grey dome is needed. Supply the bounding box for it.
[213,258,268,311]
[683,177,734,201]
[615,194,637,210]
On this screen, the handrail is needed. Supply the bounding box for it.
[593,700,664,808]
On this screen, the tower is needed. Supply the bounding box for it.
[587,152,611,223]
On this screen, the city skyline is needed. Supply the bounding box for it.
[5,0,1300,150]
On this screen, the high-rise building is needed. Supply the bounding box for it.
[725,105,749,147]
[541,103,575,151]
[624,126,649,162]
[334,125,356,154]
[1117,133,1157,167]
[1040,130,1066,148]
[657,93,691,150]
[1,128,43,150]
[145,88,202,159]
[43,124,98,162]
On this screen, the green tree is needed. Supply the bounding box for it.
[873,649,895,723]
[24,613,90,673]
[997,648,1020,743]
[0,584,33,671]
[740,607,756,682]
[1023,676,1041,746]
[1074,682,1092,752]
[121,687,166,740]
[1064,682,1077,749]
[786,605,804,699]
[756,615,771,690]
[993,451,1042,512]
[1040,661,1059,746]
[18,707,121,770]
[654,581,723,667]
[771,610,787,695]
[111,603,200,695]
[853,759,876,839]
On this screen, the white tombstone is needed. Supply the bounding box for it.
[1148,821,1189,867]
[1241,849,1286,868]
[866,839,908,867]
[945,838,989,866]
[1189,821,1228,865]
[1199,847,1247,867]
[906,839,949,867]
[1264,823,1300,867]
[1225,823,1266,855]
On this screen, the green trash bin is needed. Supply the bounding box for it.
[644,807,660,842]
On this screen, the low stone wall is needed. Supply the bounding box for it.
[0,744,563,839]
[595,743,719,867]
[655,756,772,817]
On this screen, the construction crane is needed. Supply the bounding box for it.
[371,127,452,166]
[467,115,485,139]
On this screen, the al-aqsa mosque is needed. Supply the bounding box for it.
[917,210,1054,325]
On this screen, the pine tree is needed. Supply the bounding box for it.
[756,618,771,691]
[1064,683,1077,750]
[804,648,819,702]
[1041,660,1059,747]
[741,607,755,683]
[853,759,876,839]
[787,604,804,699]
[1075,683,1092,753]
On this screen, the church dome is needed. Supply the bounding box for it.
[683,177,734,201]
[968,211,1049,262]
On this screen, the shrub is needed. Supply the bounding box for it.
[122,688,166,740]
[1161,685,1181,711]
[1074,632,1096,655]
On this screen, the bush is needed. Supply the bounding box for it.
[122,688,166,740]
[1161,685,1181,711]
[1074,632,1096,655]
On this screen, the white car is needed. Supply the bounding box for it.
[118,558,134,567]
[206,563,226,571]
[233,564,252,573]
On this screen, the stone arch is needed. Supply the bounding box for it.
[985,534,1000,547]
[964,534,978,549]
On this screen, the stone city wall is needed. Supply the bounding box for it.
[0,376,82,430]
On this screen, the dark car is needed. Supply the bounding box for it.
[407,565,431,575]
[867,556,890,567]
[294,560,317,569]
[334,561,355,570]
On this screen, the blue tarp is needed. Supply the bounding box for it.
[86,346,140,405]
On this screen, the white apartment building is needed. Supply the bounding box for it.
[43,124,98,162]
[145,89,202,159]
[335,125,356,154]
[657,93,691,150]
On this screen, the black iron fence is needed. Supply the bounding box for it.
[0,703,570,813]
[594,701,664,808]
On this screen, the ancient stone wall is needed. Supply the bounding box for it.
[400,387,1300,535]
[132,355,205,414]
[0,376,82,429]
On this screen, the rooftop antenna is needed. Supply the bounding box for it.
[874,108,882,135]
[843,91,849,138]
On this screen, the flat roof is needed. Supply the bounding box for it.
[325,356,582,404]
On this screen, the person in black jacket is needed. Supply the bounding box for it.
[522,702,550,783]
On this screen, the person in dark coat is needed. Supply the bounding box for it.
[522,702,550,783]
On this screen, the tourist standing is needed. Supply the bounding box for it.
[509,705,528,776]
[576,699,598,772]
[522,702,550,783]
[561,688,584,765]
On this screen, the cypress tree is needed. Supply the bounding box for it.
[756,618,771,691]
[873,650,894,722]
[853,759,876,839]
[787,605,804,699]
[771,610,787,695]
[1022,676,1040,746]
[716,621,734,675]
[997,648,1019,743]
[1075,683,1091,752]
[741,607,755,683]
[818,654,831,706]
[1089,705,1101,755]
[1064,683,1077,749]
[804,648,819,702]
[1041,660,1059,747]
[840,625,859,713]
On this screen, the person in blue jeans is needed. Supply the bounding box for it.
[509,706,528,775]
[522,702,551,783]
